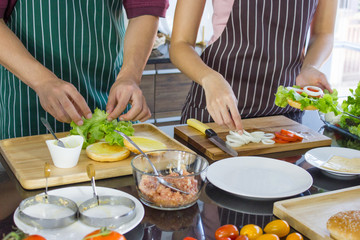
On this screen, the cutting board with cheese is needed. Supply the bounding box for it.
[273,185,360,240]
[0,123,190,190]
[174,115,331,160]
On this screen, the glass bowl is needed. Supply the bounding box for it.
[131,150,209,210]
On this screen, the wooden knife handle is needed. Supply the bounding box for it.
[187,118,210,135]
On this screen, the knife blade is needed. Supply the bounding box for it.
[187,118,238,157]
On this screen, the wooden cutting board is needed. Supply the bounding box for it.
[273,185,360,240]
[0,123,191,190]
[174,115,331,160]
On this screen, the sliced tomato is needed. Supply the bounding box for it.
[273,137,289,144]
[303,86,323,98]
[83,228,126,240]
[280,129,304,141]
[24,235,46,240]
[274,132,298,142]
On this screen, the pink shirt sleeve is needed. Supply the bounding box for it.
[209,0,234,44]
[123,0,169,19]
[0,0,17,21]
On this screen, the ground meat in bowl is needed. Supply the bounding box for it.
[138,171,198,208]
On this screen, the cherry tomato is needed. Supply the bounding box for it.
[280,129,304,141]
[218,238,232,240]
[273,137,289,144]
[215,224,240,240]
[239,224,263,240]
[256,234,280,240]
[264,219,290,237]
[275,132,298,142]
[183,237,198,240]
[24,235,46,240]
[286,233,304,240]
[83,228,126,240]
[235,235,249,240]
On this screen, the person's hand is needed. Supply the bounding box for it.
[106,77,151,122]
[295,65,333,93]
[34,77,92,125]
[202,73,243,132]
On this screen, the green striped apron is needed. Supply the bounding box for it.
[0,0,130,140]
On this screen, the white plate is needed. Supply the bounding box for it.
[14,186,144,240]
[206,156,313,200]
[305,147,360,178]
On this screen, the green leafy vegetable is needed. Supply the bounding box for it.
[69,108,134,148]
[275,85,340,113]
[339,81,360,137]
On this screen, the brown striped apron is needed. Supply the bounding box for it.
[181,0,318,124]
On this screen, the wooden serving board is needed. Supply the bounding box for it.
[273,185,360,240]
[174,115,331,160]
[0,123,191,190]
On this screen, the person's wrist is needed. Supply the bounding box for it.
[116,66,142,85]
[200,71,223,87]
[30,68,59,92]
[301,64,319,71]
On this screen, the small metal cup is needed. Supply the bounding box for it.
[18,194,78,229]
[79,195,136,229]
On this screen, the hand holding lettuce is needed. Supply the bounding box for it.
[275,85,340,113]
[275,83,360,138]
[69,108,134,148]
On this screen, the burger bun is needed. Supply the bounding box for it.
[86,142,130,162]
[326,210,360,240]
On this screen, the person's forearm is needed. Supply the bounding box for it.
[117,15,159,83]
[170,41,221,86]
[0,19,56,90]
[302,33,334,69]
[302,0,337,70]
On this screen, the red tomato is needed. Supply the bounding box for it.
[304,86,323,98]
[215,224,240,240]
[219,238,232,240]
[280,129,304,141]
[24,235,46,240]
[83,228,126,240]
[235,235,249,240]
[273,137,289,144]
[183,237,198,240]
[275,132,298,142]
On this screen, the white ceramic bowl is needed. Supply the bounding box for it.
[46,135,84,168]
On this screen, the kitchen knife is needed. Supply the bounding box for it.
[187,118,238,157]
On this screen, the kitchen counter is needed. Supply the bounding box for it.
[0,113,359,240]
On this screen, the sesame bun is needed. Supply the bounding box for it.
[326,210,360,240]
[86,142,130,162]
[287,99,318,110]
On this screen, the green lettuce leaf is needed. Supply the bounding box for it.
[69,108,134,148]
